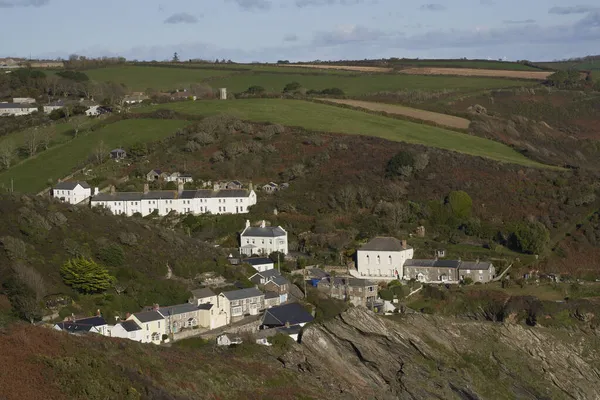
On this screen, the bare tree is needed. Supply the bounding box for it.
[13,262,47,300]
[337,185,356,211]
[70,116,86,138]
[39,125,55,151]
[24,127,39,157]
[0,140,15,169]
[93,140,108,164]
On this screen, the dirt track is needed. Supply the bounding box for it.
[398,67,553,80]
[280,64,393,73]
[318,98,471,130]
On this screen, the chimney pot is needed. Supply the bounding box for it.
[110,185,115,194]
[246,220,250,228]
[260,220,266,228]
[153,303,159,311]
[96,309,101,316]
[178,182,184,194]
[143,183,149,194]
[125,312,131,319]
[401,239,407,249]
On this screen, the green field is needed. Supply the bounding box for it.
[142,99,553,169]
[0,120,96,149]
[207,73,536,95]
[385,59,544,71]
[83,66,236,91]
[0,119,188,193]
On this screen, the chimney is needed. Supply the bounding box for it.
[178,182,184,194]
[476,258,480,264]
[125,312,131,320]
[245,220,250,228]
[401,240,407,249]
[249,181,253,191]
[153,303,159,311]
[260,220,266,228]
[143,183,149,194]
[110,185,115,194]
[96,309,101,317]
[94,187,99,196]
[285,321,290,328]
[213,183,219,191]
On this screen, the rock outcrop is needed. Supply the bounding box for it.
[281,307,600,400]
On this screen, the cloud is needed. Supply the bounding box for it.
[0,0,48,7]
[164,12,199,24]
[420,3,445,11]
[227,0,272,10]
[312,24,390,46]
[283,33,299,42]
[503,19,536,24]
[548,5,598,15]
[294,0,364,7]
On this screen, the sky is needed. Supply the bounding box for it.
[0,0,599,62]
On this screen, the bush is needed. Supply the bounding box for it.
[379,289,393,301]
[96,244,125,267]
[268,333,295,353]
[283,82,302,93]
[446,191,472,220]
[509,221,550,255]
[246,85,265,95]
[461,277,474,285]
[385,151,415,178]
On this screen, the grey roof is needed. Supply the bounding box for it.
[265,291,279,299]
[319,277,375,287]
[0,103,37,109]
[244,258,274,266]
[404,259,461,268]
[262,303,313,327]
[111,148,126,153]
[221,287,264,301]
[158,303,199,317]
[242,226,286,238]
[133,310,164,323]
[120,320,141,332]
[360,237,412,252]
[54,181,90,190]
[268,275,289,286]
[460,261,493,270]
[55,316,107,333]
[214,189,250,198]
[92,188,251,202]
[190,287,215,299]
[198,303,214,310]
[306,268,329,279]
[148,169,162,175]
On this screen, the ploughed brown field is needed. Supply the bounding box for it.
[317,98,471,130]
[399,67,553,80]
[280,64,393,73]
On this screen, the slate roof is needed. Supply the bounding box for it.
[267,275,289,286]
[55,316,107,333]
[221,287,264,301]
[404,259,461,268]
[359,237,412,252]
[133,310,164,323]
[158,303,199,317]
[262,303,313,327]
[265,291,279,299]
[460,261,493,270]
[318,277,375,287]
[92,189,252,202]
[0,103,37,109]
[242,226,286,238]
[198,303,214,310]
[244,258,274,266]
[54,181,90,190]
[190,287,215,299]
[120,320,141,332]
[305,268,329,279]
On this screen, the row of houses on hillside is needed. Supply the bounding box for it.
[55,270,297,345]
[354,236,496,284]
[146,170,194,184]
[0,98,109,117]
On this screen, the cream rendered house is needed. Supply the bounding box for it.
[127,310,166,344]
[356,237,414,280]
[52,181,97,204]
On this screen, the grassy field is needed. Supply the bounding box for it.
[0,119,188,193]
[390,59,545,71]
[83,66,236,91]
[0,120,96,149]
[142,99,553,169]
[208,73,536,95]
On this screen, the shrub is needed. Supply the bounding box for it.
[283,82,302,93]
[461,277,474,285]
[446,191,473,220]
[96,244,125,267]
[379,289,393,301]
[60,257,116,294]
[268,333,295,354]
[509,221,550,255]
[321,87,344,96]
[385,151,415,178]
[246,85,265,95]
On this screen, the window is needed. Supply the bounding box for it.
[231,300,239,306]
[157,321,160,328]
[366,255,370,265]
[388,256,392,265]
[232,307,242,315]
[246,239,250,244]
[261,239,264,244]
[252,239,255,244]
[479,275,483,281]
[269,240,273,244]
[151,332,160,342]
[376,255,380,265]
[146,324,149,330]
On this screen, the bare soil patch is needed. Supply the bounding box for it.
[280,64,393,73]
[399,67,553,80]
[318,98,471,130]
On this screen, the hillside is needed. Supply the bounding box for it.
[0,194,249,322]
[1,306,599,399]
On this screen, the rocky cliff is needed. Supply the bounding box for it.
[282,307,600,400]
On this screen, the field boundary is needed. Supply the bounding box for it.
[316,98,471,130]
[398,67,552,80]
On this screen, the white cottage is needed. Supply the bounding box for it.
[356,237,414,280]
[110,319,143,342]
[52,181,97,204]
[0,103,38,116]
[239,220,288,256]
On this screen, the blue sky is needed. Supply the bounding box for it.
[0,0,599,62]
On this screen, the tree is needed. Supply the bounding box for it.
[39,125,54,151]
[70,115,86,137]
[446,190,472,219]
[60,257,115,294]
[283,81,302,93]
[385,151,415,178]
[0,140,15,169]
[509,221,550,255]
[24,127,39,157]
[172,52,180,62]
[93,140,108,164]
[246,85,265,95]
